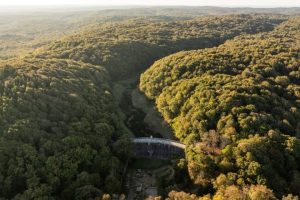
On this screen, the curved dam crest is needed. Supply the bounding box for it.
[132,137,186,159]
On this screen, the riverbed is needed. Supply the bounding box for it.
[113,76,173,139]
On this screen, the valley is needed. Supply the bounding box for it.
[0,6,299,200]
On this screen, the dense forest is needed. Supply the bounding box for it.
[140,17,300,198]
[4,6,298,61]
[0,6,300,200]
[34,14,285,79]
[0,59,132,199]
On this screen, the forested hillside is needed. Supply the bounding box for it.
[0,59,131,199]
[140,17,300,198]
[0,8,138,60]
[35,14,285,79]
[0,8,299,199]
[0,11,92,60]
[1,6,299,61]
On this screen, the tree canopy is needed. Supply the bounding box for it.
[140,17,300,197]
[0,58,131,199]
[34,14,285,79]
[0,11,299,199]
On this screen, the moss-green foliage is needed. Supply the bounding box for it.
[2,7,300,61]
[0,12,297,199]
[140,17,300,197]
[0,58,130,199]
[34,14,285,79]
